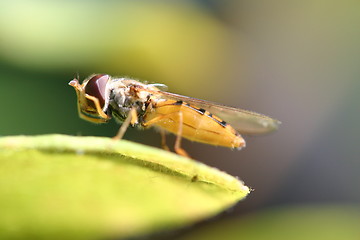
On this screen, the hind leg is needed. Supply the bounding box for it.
[143,111,190,158]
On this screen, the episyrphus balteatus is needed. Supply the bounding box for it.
[69,74,280,157]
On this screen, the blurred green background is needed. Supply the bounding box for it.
[0,0,359,239]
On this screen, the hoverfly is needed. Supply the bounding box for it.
[69,74,280,157]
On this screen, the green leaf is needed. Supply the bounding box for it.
[0,134,250,240]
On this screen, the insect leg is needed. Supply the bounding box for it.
[113,107,137,140]
[173,111,190,158]
[160,129,170,151]
[143,111,190,158]
[85,95,108,119]
[130,107,139,125]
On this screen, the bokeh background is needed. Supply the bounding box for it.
[1,0,359,239]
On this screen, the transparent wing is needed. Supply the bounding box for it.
[152,91,281,135]
[147,83,168,91]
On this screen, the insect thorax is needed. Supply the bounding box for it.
[106,80,150,126]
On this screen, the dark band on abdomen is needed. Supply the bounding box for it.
[169,100,228,128]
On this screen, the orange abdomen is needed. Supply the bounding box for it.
[144,100,245,148]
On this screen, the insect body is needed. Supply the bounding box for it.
[69,74,280,157]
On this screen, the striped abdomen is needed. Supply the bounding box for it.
[143,100,245,148]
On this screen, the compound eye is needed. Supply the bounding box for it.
[85,74,109,108]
